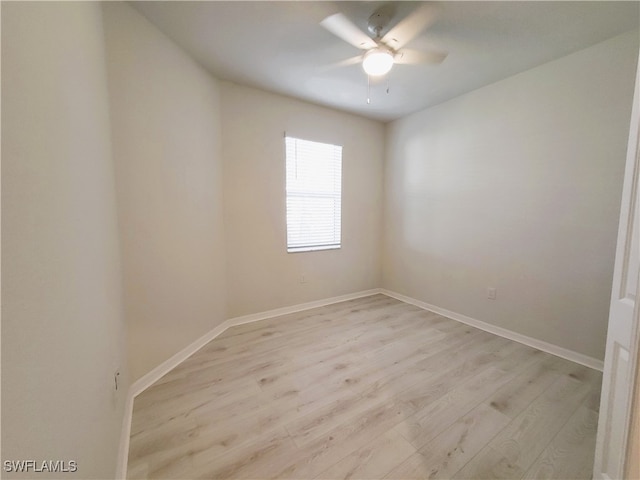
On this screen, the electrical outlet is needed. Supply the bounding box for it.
[487,287,497,300]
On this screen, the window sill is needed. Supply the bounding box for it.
[287,245,341,253]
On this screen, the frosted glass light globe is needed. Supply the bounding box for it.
[362,48,394,76]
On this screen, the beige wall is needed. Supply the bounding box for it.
[102,3,227,381]
[220,83,384,317]
[383,31,639,361]
[1,2,128,477]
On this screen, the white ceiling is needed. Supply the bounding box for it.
[132,1,639,122]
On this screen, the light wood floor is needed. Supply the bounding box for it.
[127,294,602,479]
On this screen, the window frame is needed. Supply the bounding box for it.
[284,135,343,254]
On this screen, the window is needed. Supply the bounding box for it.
[285,136,342,253]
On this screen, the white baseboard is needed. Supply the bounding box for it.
[379,289,604,372]
[226,288,384,328]
[115,288,382,478]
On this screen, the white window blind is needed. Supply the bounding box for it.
[285,136,342,253]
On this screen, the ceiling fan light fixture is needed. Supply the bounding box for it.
[362,48,394,76]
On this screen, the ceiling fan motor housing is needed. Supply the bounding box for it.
[367,5,395,38]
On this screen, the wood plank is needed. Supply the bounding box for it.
[130,375,263,435]
[281,329,493,447]
[273,400,418,479]
[392,366,516,450]
[384,404,511,479]
[523,404,599,479]
[485,356,563,419]
[313,430,417,480]
[452,371,596,479]
[153,428,296,479]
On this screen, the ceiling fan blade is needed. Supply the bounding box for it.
[382,3,439,50]
[319,55,363,73]
[394,48,447,65]
[321,13,377,50]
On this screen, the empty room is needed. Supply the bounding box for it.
[3,1,640,479]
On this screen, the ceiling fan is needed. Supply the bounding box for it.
[320,2,447,77]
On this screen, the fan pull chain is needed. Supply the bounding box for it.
[386,76,390,94]
[367,74,371,104]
